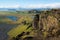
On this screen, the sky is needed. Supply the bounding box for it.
[0,0,60,8]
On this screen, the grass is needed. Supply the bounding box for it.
[0,9,60,40]
[7,24,31,37]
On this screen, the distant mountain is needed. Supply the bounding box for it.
[0,8,8,11]
[0,8,52,11]
[0,8,17,11]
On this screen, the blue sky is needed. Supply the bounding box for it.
[0,0,60,8]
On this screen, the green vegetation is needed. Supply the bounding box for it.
[0,9,60,40]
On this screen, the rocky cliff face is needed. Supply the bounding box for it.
[33,9,60,40]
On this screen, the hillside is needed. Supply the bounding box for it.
[33,9,60,40]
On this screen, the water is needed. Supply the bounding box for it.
[0,16,18,40]
[0,23,19,40]
[0,16,19,40]
[6,16,18,21]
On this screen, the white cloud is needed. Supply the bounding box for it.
[0,4,20,8]
[0,3,60,8]
[23,3,60,8]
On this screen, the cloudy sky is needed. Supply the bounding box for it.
[0,0,60,8]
